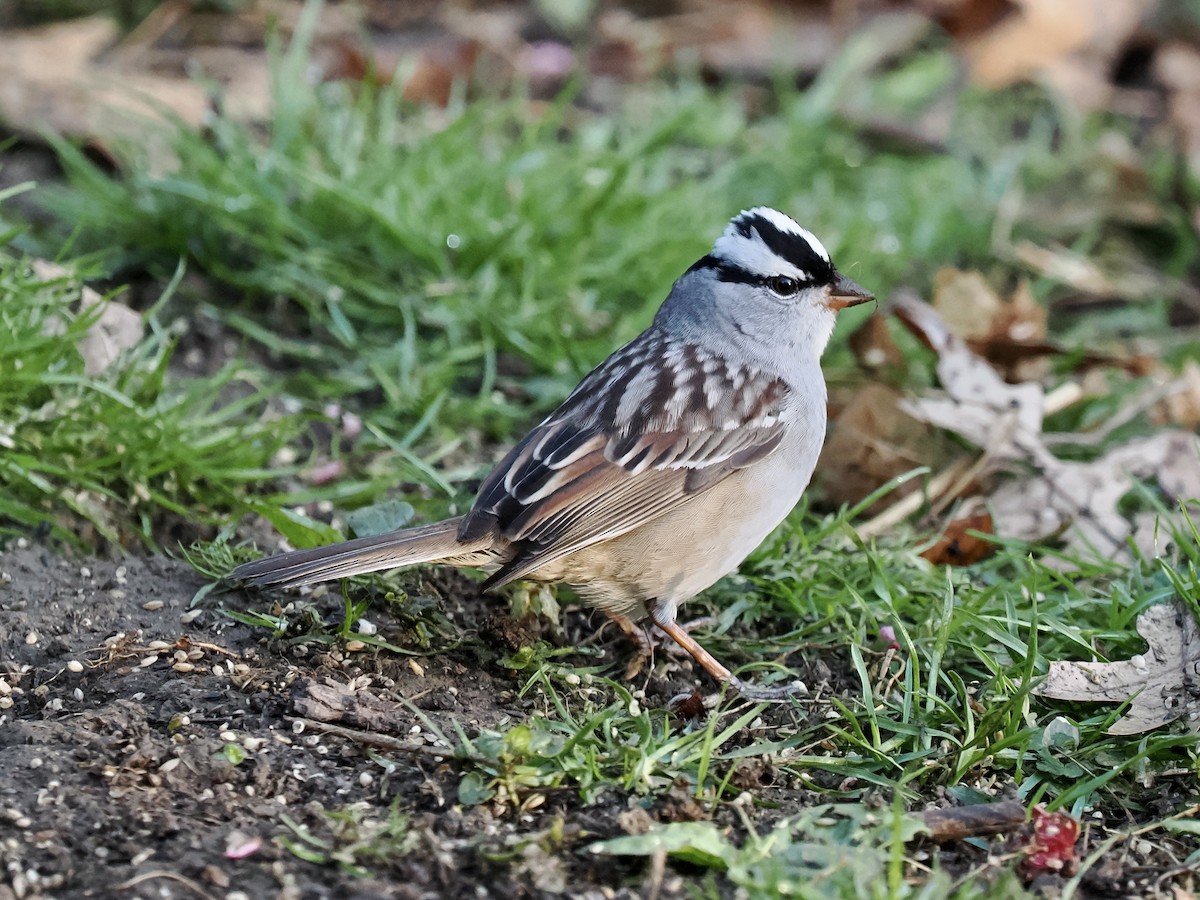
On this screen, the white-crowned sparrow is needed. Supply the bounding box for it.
[233,207,872,694]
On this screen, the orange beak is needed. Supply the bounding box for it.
[824,273,874,311]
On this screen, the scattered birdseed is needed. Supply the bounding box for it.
[139,655,159,668]
[180,609,203,625]
[66,660,83,673]
[143,600,164,611]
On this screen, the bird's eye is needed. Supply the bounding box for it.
[767,276,799,297]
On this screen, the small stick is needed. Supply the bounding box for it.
[922,800,1027,843]
[289,717,491,766]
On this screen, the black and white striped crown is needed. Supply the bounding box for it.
[690,207,836,287]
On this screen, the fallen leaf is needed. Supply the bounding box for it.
[31,260,142,375]
[920,512,995,565]
[1152,359,1200,431]
[933,269,1047,381]
[848,312,905,374]
[961,0,1153,109]
[893,291,1045,462]
[892,293,1200,563]
[1035,601,1200,735]
[818,382,947,510]
[985,431,1200,561]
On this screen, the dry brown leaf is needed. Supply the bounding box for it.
[1152,360,1200,431]
[920,512,996,565]
[1035,601,1200,735]
[1155,42,1200,176]
[848,312,905,373]
[986,431,1200,561]
[818,382,944,509]
[961,0,1153,109]
[893,291,1044,463]
[31,260,142,375]
[892,293,1200,563]
[0,16,212,149]
[933,269,1048,380]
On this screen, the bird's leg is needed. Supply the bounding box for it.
[649,608,733,684]
[600,610,656,679]
[650,606,807,702]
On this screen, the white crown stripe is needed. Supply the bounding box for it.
[707,208,830,281]
[739,207,831,262]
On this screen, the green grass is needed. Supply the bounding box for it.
[0,247,304,547]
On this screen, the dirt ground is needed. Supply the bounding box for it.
[0,541,627,899]
[1,540,1194,900]
[0,540,831,900]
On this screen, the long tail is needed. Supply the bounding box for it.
[231,516,494,589]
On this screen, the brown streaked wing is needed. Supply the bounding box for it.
[456,331,790,587]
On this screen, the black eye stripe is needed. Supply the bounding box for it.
[685,255,815,289]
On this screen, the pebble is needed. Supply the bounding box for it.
[24,632,37,645]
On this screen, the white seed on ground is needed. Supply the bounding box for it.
[66,660,83,673]
[139,655,159,668]
[345,640,365,652]
[72,689,83,702]
[180,609,203,624]
[359,773,373,787]
[172,663,195,673]
[79,566,90,578]
[407,659,425,677]
[24,632,37,645]
[147,640,171,651]
[109,590,125,600]
[219,731,237,742]
[143,600,164,611]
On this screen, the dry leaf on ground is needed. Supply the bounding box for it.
[1035,601,1200,735]
[893,291,1045,462]
[961,0,1154,109]
[891,292,1200,563]
[819,382,946,510]
[31,260,142,375]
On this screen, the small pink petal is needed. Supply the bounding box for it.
[225,836,262,859]
[306,460,345,485]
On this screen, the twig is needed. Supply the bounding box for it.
[857,459,973,538]
[117,870,219,900]
[289,717,491,766]
[1043,376,1187,448]
[921,800,1026,843]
